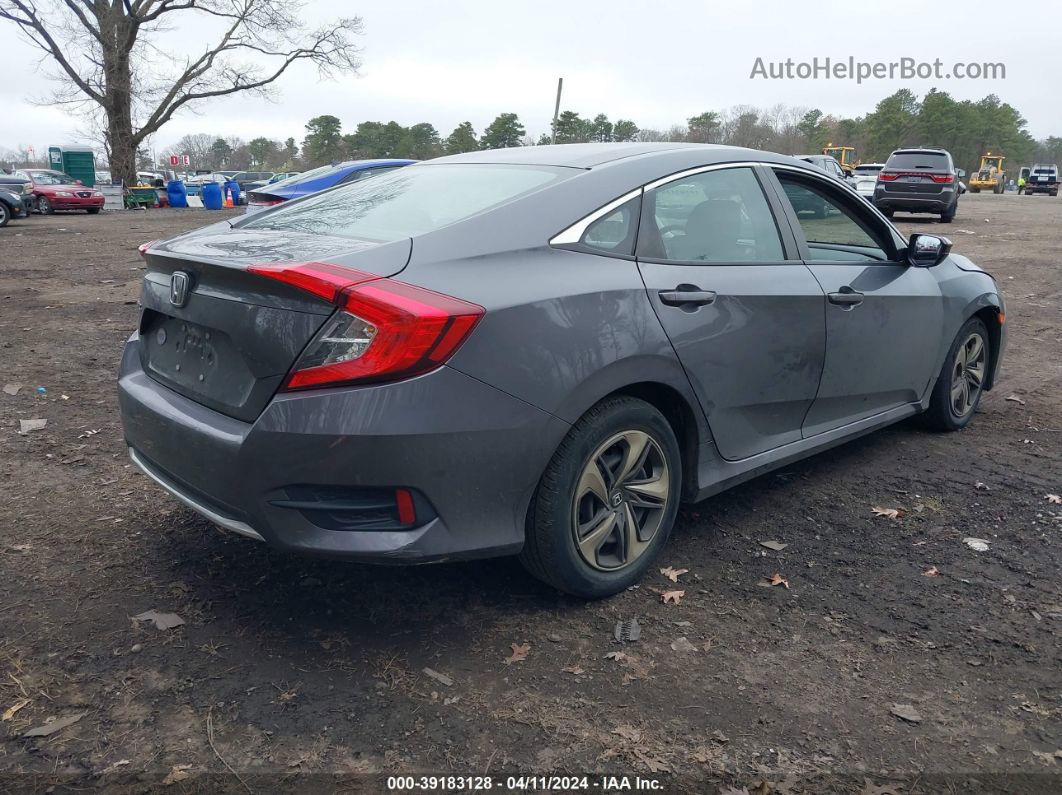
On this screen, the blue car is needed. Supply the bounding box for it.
[244,159,415,214]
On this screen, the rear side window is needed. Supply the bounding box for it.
[886,152,950,170]
[579,197,640,255]
[638,167,784,263]
[242,164,567,242]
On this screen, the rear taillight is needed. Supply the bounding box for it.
[250,198,284,207]
[248,262,484,391]
[878,172,899,182]
[930,174,955,184]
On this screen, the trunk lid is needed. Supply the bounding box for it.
[138,228,411,421]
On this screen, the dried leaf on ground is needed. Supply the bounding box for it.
[1005,394,1026,405]
[22,712,85,738]
[760,573,790,589]
[162,764,194,785]
[871,506,902,520]
[661,590,684,604]
[2,698,30,721]
[759,540,788,551]
[889,703,923,723]
[923,566,939,577]
[660,566,689,582]
[670,636,697,653]
[604,651,627,662]
[611,724,642,742]
[561,665,585,675]
[422,667,453,687]
[133,610,185,630]
[631,747,670,773]
[1046,494,1062,505]
[504,643,530,665]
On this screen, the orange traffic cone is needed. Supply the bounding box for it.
[223,190,233,209]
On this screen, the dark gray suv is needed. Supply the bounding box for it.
[119,144,1005,597]
[874,148,959,222]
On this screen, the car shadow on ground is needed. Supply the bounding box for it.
[139,416,924,658]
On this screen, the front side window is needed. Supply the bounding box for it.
[241,164,568,242]
[637,167,784,263]
[776,174,888,259]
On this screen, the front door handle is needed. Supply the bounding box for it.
[659,288,717,307]
[827,289,864,307]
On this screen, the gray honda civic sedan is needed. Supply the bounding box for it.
[119,143,1006,598]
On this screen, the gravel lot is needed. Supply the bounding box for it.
[0,197,1059,793]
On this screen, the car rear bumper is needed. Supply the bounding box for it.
[118,333,569,562]
[873,193,954,213]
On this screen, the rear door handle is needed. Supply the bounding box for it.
[659,288,717,307]
[827,289,864,307]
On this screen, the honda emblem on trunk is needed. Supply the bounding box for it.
[169,271,192,308]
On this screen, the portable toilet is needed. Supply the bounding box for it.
[47,145,97,187]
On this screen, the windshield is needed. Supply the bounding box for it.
[887,152,950,170]
[30,171,76,185]
[242,163,569,242]
[854,165,883,174]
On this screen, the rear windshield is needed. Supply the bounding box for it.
[242,164,568,242]
[886,152,950,170]
[853,164,883,174]
[1032,167,1056,174]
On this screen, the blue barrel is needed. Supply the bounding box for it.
[224,179,241,206]
[166,180,188,208]
[201,181,223,210]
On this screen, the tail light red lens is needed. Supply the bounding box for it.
[878,172,899,182]
[248,262,484,390]
[251,199,284,207]
[930,174,955,184]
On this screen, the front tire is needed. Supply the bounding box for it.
[520,396,681,598]
[0,202,10,227]
[37,196,53,214]
[922,318,989,431]
[86,207,100,214]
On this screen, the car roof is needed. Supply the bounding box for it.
[424,143,840,172]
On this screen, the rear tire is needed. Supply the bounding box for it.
[882,208,895,219]
[922,317,989,432]
[520,396,682,598]
[940,204,955,223]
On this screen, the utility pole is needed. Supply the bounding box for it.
[550,77,563,145]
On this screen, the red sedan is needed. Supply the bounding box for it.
[17,169,105,214]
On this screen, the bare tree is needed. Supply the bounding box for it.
[0,0,362,184]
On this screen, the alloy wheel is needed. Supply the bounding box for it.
[571,430,670,571]
[950,331,986,418]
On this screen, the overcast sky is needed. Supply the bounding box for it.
[3,0,1058,158]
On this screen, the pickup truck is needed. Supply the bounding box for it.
[1023,163,1059,196]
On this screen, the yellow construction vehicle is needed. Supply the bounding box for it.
[968,153,1006,194]
[823,144,857,175]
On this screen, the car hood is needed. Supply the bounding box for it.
[950,252,992,277]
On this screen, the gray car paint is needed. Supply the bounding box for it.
[118,142,1005,562]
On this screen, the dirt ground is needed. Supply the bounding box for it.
[0,197,1060,794]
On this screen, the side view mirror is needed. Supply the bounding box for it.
[75,179,83,185]
[906,233,952,267]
